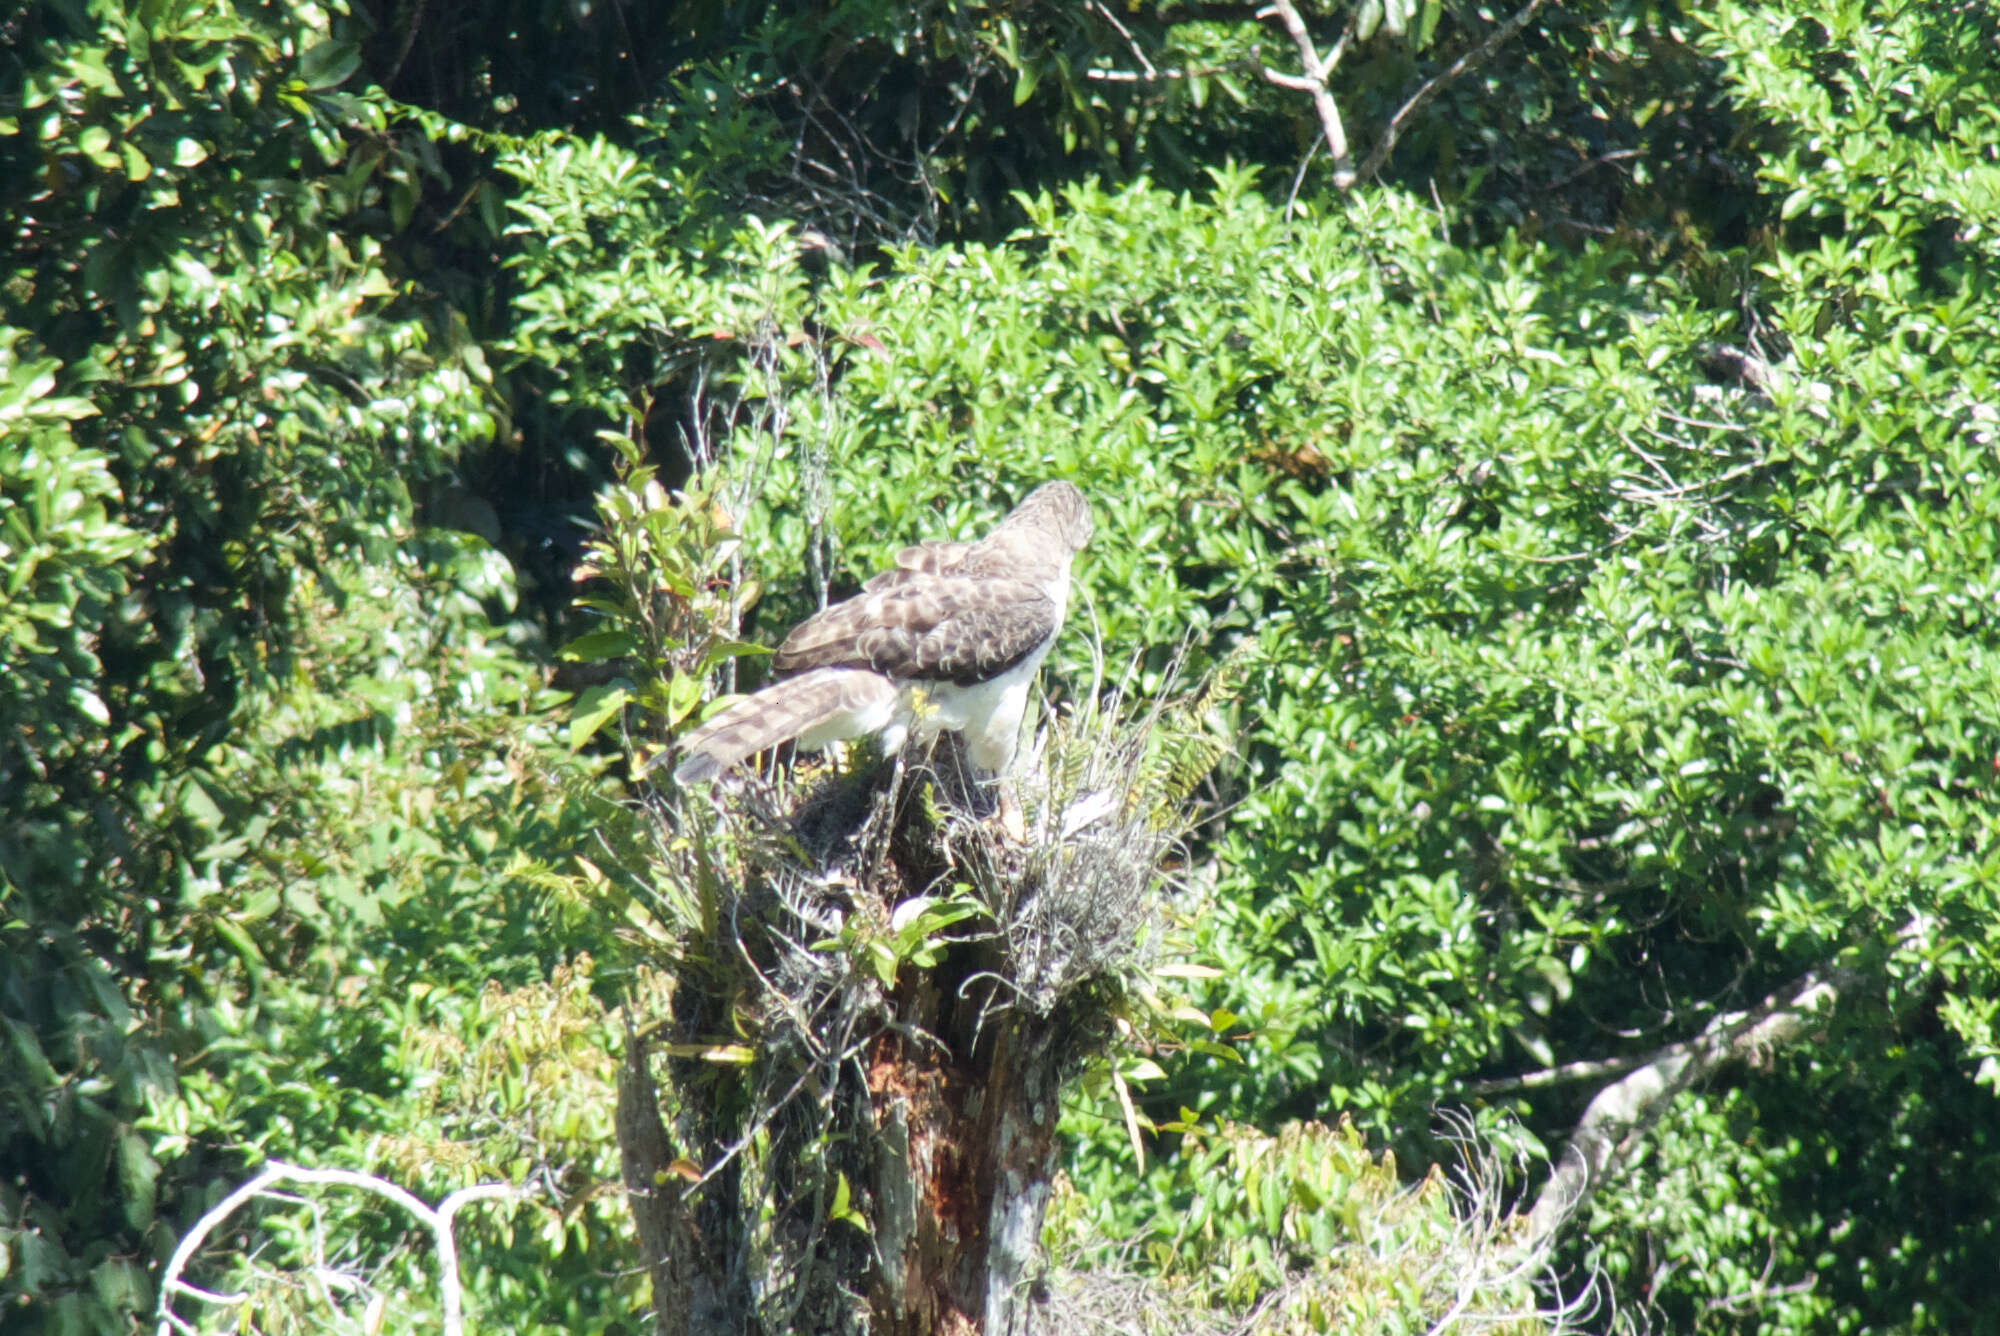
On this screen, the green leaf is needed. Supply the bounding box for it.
[299,40,361,91]
[77,124,119,168]
[568,684,629,749]
[561,627,638,662]
[1013,62,1039,106]
[638,663,686,716]
[699,638,773,674]
[117,1132,160,1230]
[829,1171,869,1232]
[4,1018,58,1088]
[1355,0,1384,42]
[1415,0,1442,47]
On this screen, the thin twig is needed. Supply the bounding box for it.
[1285,135,1324,221]
[1091,0,1157,79]
[381,0,428,88]
[1353,0,1551,186]
[1546,147,1642,194]
[1086,60,1250,83]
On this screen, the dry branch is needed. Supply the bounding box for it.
[1244,0,1549,191]
[154,1162,527,1336]
[1257,0,1356,187]
[1521,917,1931,1251]
[1462,1049,1654,1097]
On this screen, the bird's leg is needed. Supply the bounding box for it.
[995,776,1027,843]
[887,747,908,807]
[962,750,1025,841]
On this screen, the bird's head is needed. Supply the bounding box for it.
[1011,480,1093,553]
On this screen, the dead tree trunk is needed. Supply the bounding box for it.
[864,980,1073,1335]
[618,720,1181,1335]
[616,997,754,1332]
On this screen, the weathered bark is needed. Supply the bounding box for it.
[864,1010,1068,1335]
[614,1028,685,1336]
[978,1025,1066,1336]
[616,1024,749,1334]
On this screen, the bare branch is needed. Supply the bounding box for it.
[1256,0,1356,187]
[1092,0,1158,79]
[1462,1050,1654,1097]
[1522,917,1931,1251]
[1087,59,1258,84]
[154,1162,529,1336]
[1545,147,1642,193]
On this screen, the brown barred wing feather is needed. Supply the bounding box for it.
[671,667,898,785]
[865,539,976,587]
[776,579,1058,685]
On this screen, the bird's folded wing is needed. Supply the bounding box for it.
[773,577,1058,685]
[862,540,976,589]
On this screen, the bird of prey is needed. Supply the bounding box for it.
[673,481,1093,785]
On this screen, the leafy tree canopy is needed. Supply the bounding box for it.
[3,0,1997,1331]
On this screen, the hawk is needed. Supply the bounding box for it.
[673,481,1093,785]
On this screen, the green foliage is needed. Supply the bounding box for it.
[1,0,499,914]
[1048,1116,1549,1333]
[158,959,657,1335]
[1,2,539,1329]
[816,890,988,988]
[0,326,154,870]
[118,523,651,1336]
[560,435,767,760]
[497,39,2000,1306]
[8,0,2000,1332]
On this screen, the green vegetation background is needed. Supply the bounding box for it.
[4,0,1997,1331]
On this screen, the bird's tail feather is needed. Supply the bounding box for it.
[673,667,893,784]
